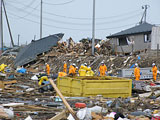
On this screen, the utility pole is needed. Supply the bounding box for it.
[2,0,14,47]
[18,34,20,46]
[40,0,43,39]
[140,5,149,24]
[34,35,36,40]
[143,5,149,23]
[0,0,3,53]
[92,0,95,56]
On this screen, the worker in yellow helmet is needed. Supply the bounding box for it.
[79,63,91,76]
[99,61,107,76]
[134,63,140,81]
[0,64,7,73]
[63,61,67,73]
[45,63,50,75]
[152,63,157,81]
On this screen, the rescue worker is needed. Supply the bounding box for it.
[58,72,67,77]
[45,63,50,75]
[134,63,140,81]
[37,73,53,93]
[99,61,107,76]
[63,61,67,73]
[69,63,76,76]
[0,64,7,73]
[86,68,95,76]
[79,64,91,76]
[152,63,157,81]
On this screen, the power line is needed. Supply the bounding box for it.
[6,3,142,26]
[16,3,40,19]
[6,0,141,20]
[7,10,138,31]
[7,0,38,11]
[43,0,76,5]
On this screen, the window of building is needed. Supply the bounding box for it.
[118,37,128,46]
[144,34,151,43]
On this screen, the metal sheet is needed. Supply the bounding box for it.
[14,33,64,67]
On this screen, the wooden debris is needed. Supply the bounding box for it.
[49,79,79,120]
[48,110,67,120]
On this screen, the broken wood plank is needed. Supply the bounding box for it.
[49,79,79,120]
[48,110,67,120]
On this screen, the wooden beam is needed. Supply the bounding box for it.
[48,110,66,120]
[49,79,79,120]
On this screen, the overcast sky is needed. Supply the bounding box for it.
[2,0,160,46]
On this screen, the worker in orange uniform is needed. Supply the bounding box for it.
[99,61,107,76]
[152,63,157,81]
[45,63,50,75]
[63,61,67,73]
[58,72,67,77]
[69,63,76,76]
[134,63,140,80]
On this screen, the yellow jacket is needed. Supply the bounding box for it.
[152,66,157,76]
[78,65,91,76]
[86,70,95,76]
[0,64,7,73]
[38,76,48,86]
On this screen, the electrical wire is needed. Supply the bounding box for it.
[6,0,141,20]
[8,11,138,31]
[6,3,142,26]
[43,0,76,5]
[6,0,38,11]
[16,3,40,19]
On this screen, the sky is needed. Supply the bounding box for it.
[2,0,160,46]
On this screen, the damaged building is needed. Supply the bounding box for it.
[106,22,160,55]
[14,33,64,67]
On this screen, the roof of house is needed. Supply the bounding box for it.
[107,22,154,38]
[14,33,64,67]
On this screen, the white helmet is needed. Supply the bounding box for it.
[101,61,104,64]
[72,63,76,67]
[152,63,155,66]
[135,63,138,67]
[84,63,87,66]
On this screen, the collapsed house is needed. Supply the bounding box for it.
[106,22,160,55]
[14,33,64,67]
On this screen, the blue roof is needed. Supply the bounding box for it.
[107,22,154,38]
[14,33,64,67]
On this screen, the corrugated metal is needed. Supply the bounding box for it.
[14,33,64,67]
[117,67,153,80]
[151,26,160,50]
[107,23,154,38]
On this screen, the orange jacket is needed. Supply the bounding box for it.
[152,66,157,76]
[99,65,107,76]
[134,67,140,77]
[46,64,50,74]
[63,63,67,72]
[69,65,76,75]
[58,72,67,77]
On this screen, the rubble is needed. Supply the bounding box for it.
[0,38,160,119]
